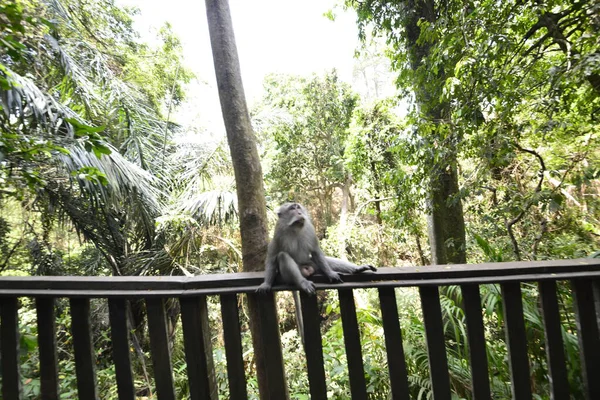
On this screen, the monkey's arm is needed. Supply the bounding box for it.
[312,250,343,283]
[325,257,377,274]
[257,244,278,294]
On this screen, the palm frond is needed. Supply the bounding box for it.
[58,143,162,209]
[126,249,174,276]
[39,10,180,177]
[0,67,80,137]
[180,190,238,226]
[163,135,232,190]
[57,142,163,243]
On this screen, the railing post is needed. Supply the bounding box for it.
[572,279,600,400]
[108,298,135,400]
[1,297,21,400]
[250,292,289,400]
[146,298,176,400]
[180,295,218,400]
[593,281,600,339]
[36,297,60,400]
[300,292,327,400]
[378,287,410,400]
[538,281,570,400]
[501,282,532,400]
[220,294,248,400]
[70,298,98,400]
[461,284,491,400]
[339,289,368,400]
[419,286,451,400]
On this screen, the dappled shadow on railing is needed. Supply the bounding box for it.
[1,258,600,399]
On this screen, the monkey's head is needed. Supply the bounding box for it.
[277,202,309,228]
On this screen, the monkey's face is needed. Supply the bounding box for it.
[278,202,308,227]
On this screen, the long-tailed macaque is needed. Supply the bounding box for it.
[257,202,377,295]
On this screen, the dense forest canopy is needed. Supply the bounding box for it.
[0,0,598,398]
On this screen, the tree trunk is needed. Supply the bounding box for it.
[427,165,466,264]
[406,0,466,265]
[204,1,286,399]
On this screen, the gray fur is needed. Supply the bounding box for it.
[257,202,377,296]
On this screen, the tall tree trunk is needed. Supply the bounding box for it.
[204,1,286,399]
[427,165,466,264]
[406,0,466,265]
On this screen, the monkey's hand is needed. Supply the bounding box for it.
[300,280,316,295]
[256,282,272,294]
[325,270,343,283]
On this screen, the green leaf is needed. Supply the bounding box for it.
[323,10,336,21]
[92,144,111,158]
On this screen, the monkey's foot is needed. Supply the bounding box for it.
[256,283,272,294]
[300,280,316,295]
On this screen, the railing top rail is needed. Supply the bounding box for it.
[0,258,599,297]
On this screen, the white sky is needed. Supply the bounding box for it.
[116,0,362,134]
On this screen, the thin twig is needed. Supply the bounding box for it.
[506,144,546,260]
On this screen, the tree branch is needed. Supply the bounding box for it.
[0,238,23,273]
[505,144,546,260]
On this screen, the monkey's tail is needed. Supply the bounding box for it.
[292,291,306,350]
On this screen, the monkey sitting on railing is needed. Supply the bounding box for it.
[257,202,377,295]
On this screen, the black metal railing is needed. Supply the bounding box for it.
[1,258,599,400]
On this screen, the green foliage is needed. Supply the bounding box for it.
[0,0,203,280]
[345,100,398,184]
[345,0,600,261]
[0,0,194,194]
[122,22,193,112]
[255,70,358,222]
[472,233,503,262]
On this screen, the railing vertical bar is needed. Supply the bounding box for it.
[538,281,570,400]
[1,297,21,400]
[36,297,60,400]
[220,294,248,400]
[571,279,600,400]
[251,292,289,399]
[460,284,491,400]
[501,282,532,400]
[180,296,217,400]
[338,289,367,400]
[300,292,327,400]
[146,298,176,400]
[108,298,135,400]
[419,286,451,400]
[593,281,600,336]
[377,287,410,400]
[70,298,98,400]
[200,295,218,399]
